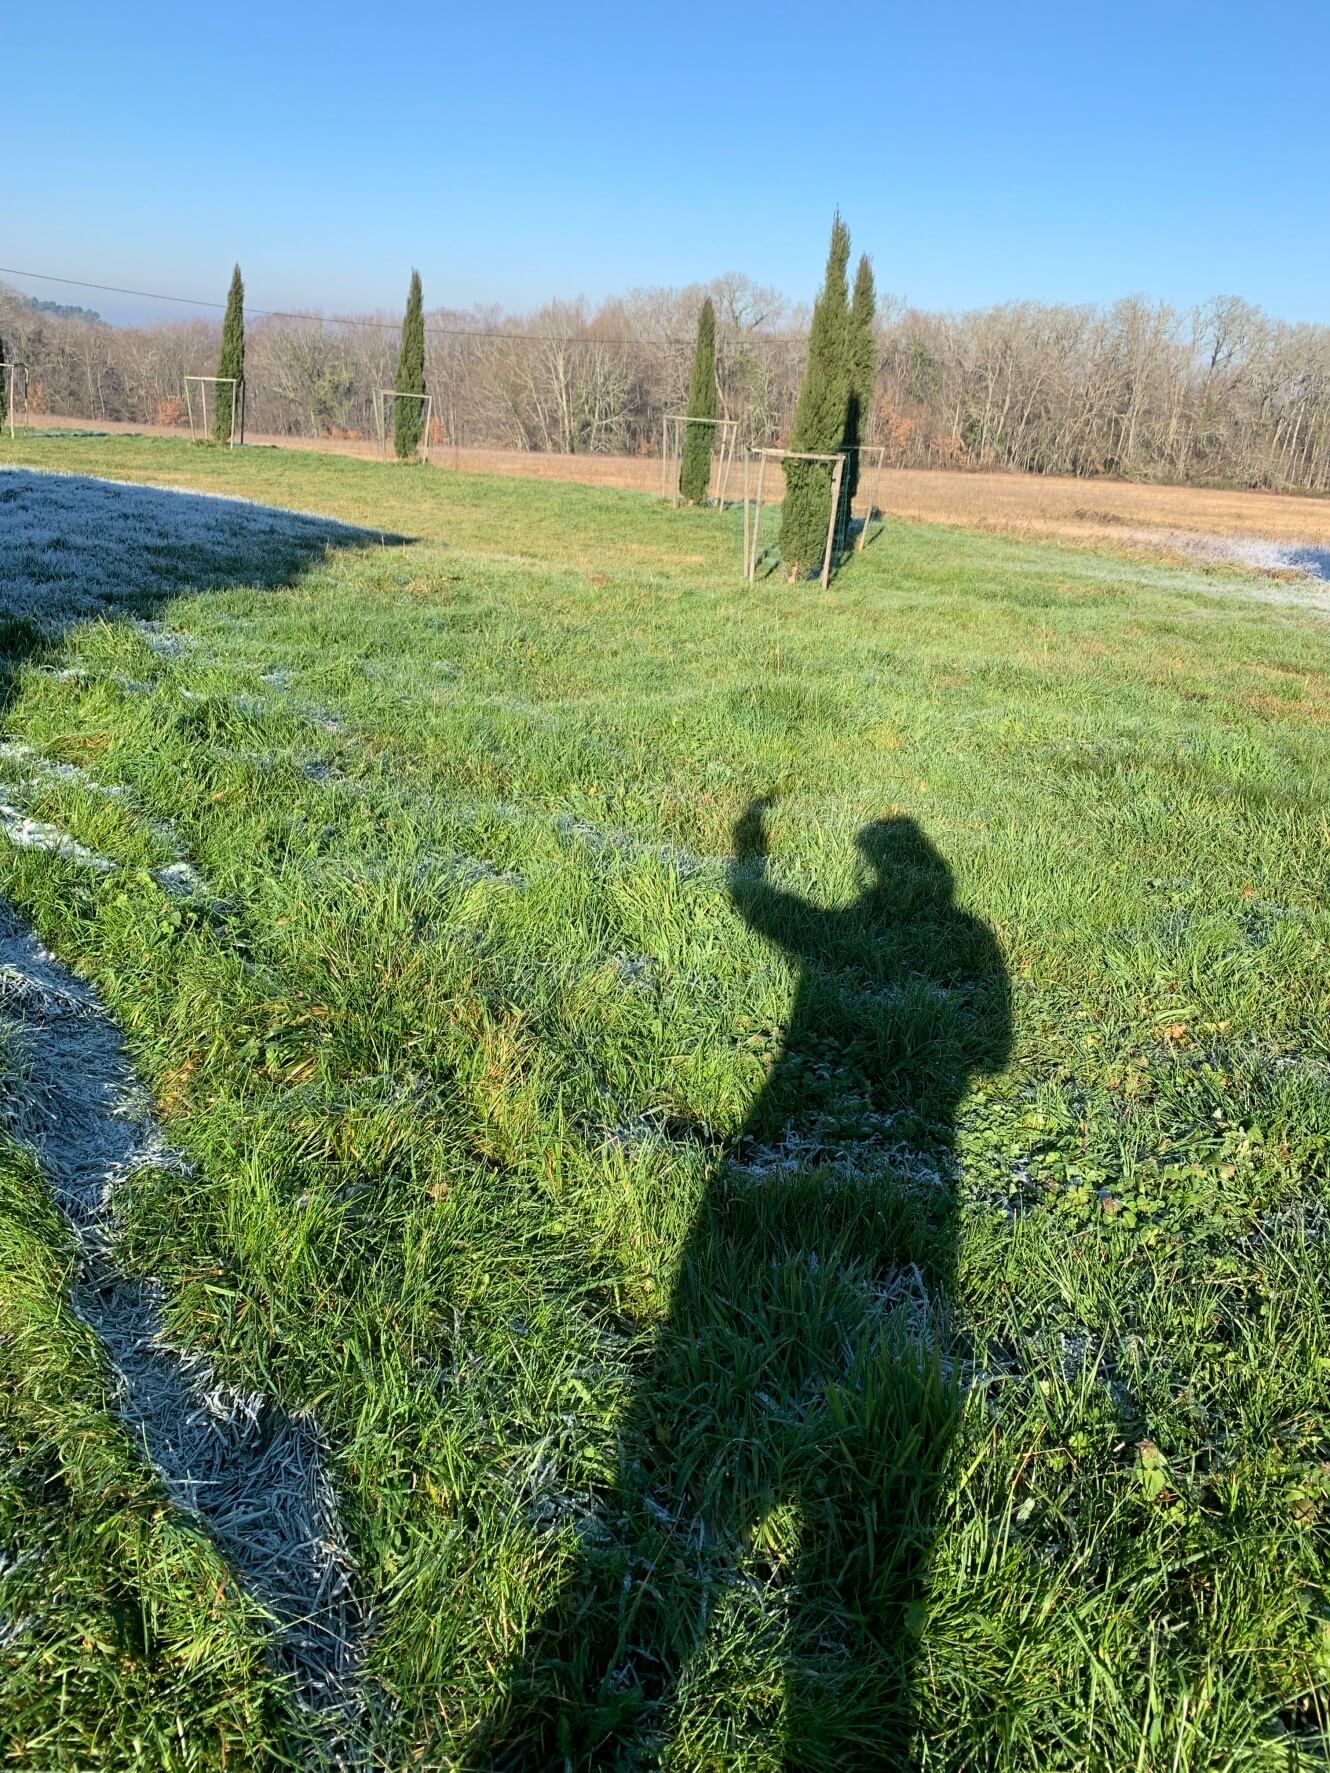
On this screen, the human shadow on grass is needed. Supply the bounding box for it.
[472,800,1011,1769]
[0,467,409,1725]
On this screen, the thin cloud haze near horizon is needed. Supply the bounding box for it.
[6,0,1328,327]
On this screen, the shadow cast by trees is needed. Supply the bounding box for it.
[0,465,409,704]
[473,800,1011,1769]
[741,495,883,587]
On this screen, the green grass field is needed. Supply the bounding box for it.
[1,434,1328,1771]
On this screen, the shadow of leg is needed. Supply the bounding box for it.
[781,1348,962,1770]
[470,1166,962,1771]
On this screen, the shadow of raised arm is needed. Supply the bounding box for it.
[727,797,822,953]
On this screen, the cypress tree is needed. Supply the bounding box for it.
[393,270,427,461]
[843,254,877,502]
[679,296,718,503]
[780,214,851,577]
[213,265,245,444]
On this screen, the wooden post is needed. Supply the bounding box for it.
[742,448,750,578]
[859,446,884,551]
[821,455,845,590]
[660,416,668,499]
[751,451,768,579]
[717,420,736,508]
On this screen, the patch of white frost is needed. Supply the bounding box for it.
[153,861,205,897]
[0,740,130,800]
[0,803,116,870]
[129,619,190,658]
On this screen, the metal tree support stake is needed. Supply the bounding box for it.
[742,447,847,584]
[742,447,750,574]
[183,376,243,448]
[662,414,740,507]
[835,444,888,553]
[376,390,434,463]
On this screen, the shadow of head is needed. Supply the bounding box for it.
[853,815,955,910]
[729,803,1011,1158]
[0,466,411,701]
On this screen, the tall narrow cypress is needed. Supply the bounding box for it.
[780,215,851,576]
[393,271,427,461]
[679,297,718,503]
[213,265,245,443]
[843,255,877,502]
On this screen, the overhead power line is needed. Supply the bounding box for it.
[0,264,788,351]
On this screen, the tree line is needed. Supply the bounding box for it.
[2,268,1328,491]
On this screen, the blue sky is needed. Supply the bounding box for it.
[7,0,1328,327]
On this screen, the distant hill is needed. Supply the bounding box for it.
[0,284,103,324]
[25,294,103,323]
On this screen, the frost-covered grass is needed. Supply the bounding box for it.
[0,910,361,1736]
[0,465,385,628]
[0,438,1328,1770]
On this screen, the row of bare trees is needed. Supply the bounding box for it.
[4,279,1328,490]
[873,294,1330,489]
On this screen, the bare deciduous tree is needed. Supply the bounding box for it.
[4,278,1328,491]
